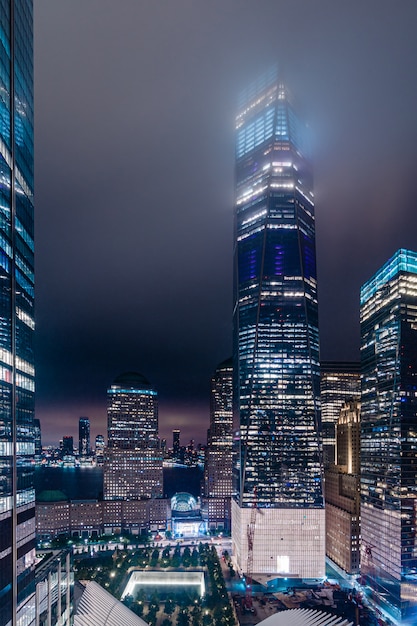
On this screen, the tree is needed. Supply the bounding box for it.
[149,592,160,613]
[191,548,199,567]
[164,596,175,616]
[182,546,191,568]
[131,601,144,617]
[172,546,181,568]
[146,610,157,626]
[150,548,159,566]
[202,612,213,626]
[177,609,190,626]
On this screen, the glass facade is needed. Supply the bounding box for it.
[203,358,233,530]
[0,2,35,625]
[232,69,324,578]
[360,249,417,624]
[320,361,360,467]
[78,416,90,456]
[233,69,323,509]
[104,371,163,500]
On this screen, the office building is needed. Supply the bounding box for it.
[34,417,42,459]
[232,68,325,579]
[0,2,36,624]
[35,550,73,625]
[104,371,163,500]
[360,249,417,624]
[95,433,105,463]
[62,435,74,456]
[78,416,90,456]
[36,497,168,539]
[325,401,360,574]
[203,357,233,531]
[320,362,360,466]
[172,429,180,457]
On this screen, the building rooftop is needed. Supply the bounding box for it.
[360,248,417,305]
[113,371,152,387]
[74,580,149,626]
[259,609,353,625]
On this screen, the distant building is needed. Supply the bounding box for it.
[203,358,233,531]
[104,372,163,500]
[360,249,417,624]
[36,496,169,539]
[172,429,180,457]
[232,68,325,578]
[95,434,105,448]
[79,416,90,456]
[62,436,74,456]
[34,418,42,459]
[325,401,360,574]
[320,362,360,466]
[95,434,105,463]
[0,2,36,623]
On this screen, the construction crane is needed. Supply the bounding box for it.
[244,487,258,610]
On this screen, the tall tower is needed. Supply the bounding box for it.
[232,68,325,579]
[104,372,163,500]
[0,3,36,625]
[79,416,90,456]
[172,429,180,458]
[320,362,361,467]
[203,357,233,531]
[360,249,417,624]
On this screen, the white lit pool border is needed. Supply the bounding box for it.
[121,570,205,599]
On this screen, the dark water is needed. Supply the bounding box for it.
[35,466,104,500]
[35,465,203,501]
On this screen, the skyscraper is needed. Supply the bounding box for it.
[320,361,361,466]
[79,416,90,456]
[360,249,417,624]
[203,357,233,531]
[0,3,35,624]
[62,435,74,456]
[104,372,163,500]
[95,433,105,463]
[325,401,361,574]
[172,429,180,458]
[34,417,42,459]
[232,68,325,579]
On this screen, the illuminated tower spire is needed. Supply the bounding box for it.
[232,68,325,579]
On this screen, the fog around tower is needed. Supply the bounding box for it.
[34,0,417,444]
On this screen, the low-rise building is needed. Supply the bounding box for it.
[36,496,169,540]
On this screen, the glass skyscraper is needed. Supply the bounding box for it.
[320,361,360,467]
[104,372,163,500]
[360,249,417,624]
[232,68,325,579]
[78,416,90,456]
[203,357,233,531]
[0,2,35,625]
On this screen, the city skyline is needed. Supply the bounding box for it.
[34,2,417,445]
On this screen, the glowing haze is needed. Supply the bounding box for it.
[34,1,417,445]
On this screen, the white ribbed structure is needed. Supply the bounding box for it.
[74,580,149,626]
[259,609,353,626]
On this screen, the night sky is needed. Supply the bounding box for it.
[34,1,417,446]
